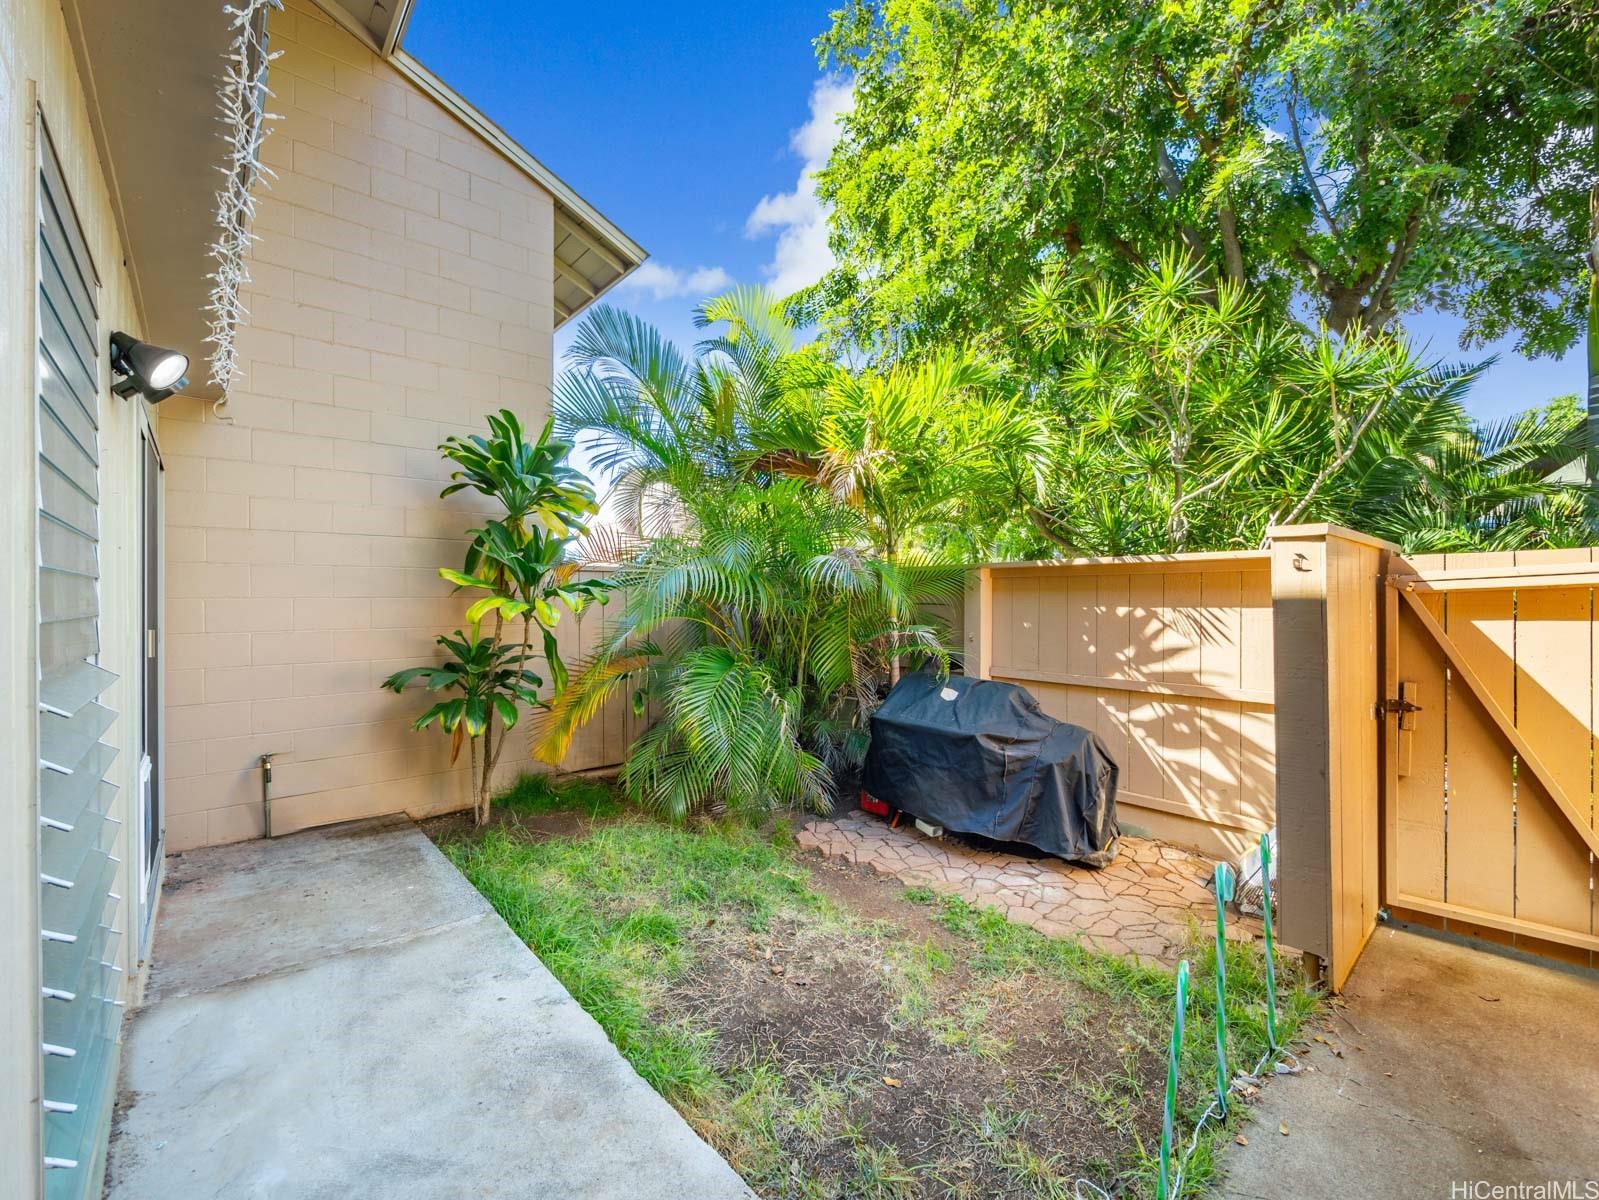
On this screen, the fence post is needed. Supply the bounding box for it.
[1267,524,1394,992]
[963,566,993,679]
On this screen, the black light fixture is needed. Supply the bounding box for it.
[109,331,188,402]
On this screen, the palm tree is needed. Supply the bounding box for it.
[1345,396,1589,552]
[754,346,1049,562]
[538,294,989,816]
[534,479,960,817]
[553,288,804,537]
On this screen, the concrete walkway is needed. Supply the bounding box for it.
[106,816,753,1200]
[799,812,1258,962]
[1220,924,1599,1199]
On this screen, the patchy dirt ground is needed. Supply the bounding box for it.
[426,784,1308,1200]
[669,856,1167,1197]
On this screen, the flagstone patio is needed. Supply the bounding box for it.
[797,811,1259,963]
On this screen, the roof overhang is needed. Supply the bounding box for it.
[338,0,415,56]
[62,0,245,398]
[315,0,646,325]
[59,0,644,401]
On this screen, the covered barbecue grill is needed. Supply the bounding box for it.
[861,672,1120,867]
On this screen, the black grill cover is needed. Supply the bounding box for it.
[862,672,1119,868]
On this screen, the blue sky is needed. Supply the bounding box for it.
[405,1,1586,425]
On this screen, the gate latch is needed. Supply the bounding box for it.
[1377,685,1423,733]
[1378,697,1422,716]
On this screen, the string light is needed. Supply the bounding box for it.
[203,0,284,399]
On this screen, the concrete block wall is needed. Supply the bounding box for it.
[161,0,558,849]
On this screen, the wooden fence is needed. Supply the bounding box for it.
[965,529,1599,987]
[1267,530,1599,986]
[561,532,1599,985]
[964,551,1276,859]
[1383,547,1599,970]
[538,567,647,773]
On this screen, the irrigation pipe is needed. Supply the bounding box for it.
[1071,834,1300,1200]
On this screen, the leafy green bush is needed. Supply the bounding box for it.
[1019,253,1586,553]
[381,411,611,825]
[536,294,1010,818]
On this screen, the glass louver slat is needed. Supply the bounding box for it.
[39,661,117,719]
[35,114,117,1200]
[38,521,99,585]
[38,293,97,410]
[39,465,98,554]
[41,928,118,1084]
[38,569,100,640]
[43,1005,119,1184]
[39,358,98,469]
[38,703,116,776]
[39,808,120,898]
[39,401,98,500]
[39,748,118,828]
[40,915,115,1013]
[42,923,116,1014]
[37,229,95,360]
[40,850,119,949]
[38,618,100,677]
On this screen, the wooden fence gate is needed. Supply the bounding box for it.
[1382,550,1599,967]
[965,529,1599,987]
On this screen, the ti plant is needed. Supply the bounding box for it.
[382,410,611,826]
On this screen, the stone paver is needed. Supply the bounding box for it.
[798,811,1258,963]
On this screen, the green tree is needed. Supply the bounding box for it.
[540,296,991,816]
[534,479,957,818]
[556,290,1048,562]
[382,411,611,826]
[812,0,1596,362]
[1019,253,1586,552]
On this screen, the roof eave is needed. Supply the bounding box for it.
[311,0,646,326]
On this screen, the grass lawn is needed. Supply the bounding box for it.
[428,775,1319,1199]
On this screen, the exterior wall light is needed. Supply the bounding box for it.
[109,331,189,402]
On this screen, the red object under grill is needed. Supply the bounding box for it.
[859,790,890,817]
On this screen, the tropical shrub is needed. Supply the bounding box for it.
[535,280,1582,819]
[536,294,983,817]
[1344,395,1588,552]
[1018,253,1586,554]
[536,478,959,818]
[382,410,611,825]
[556,290,1047,562]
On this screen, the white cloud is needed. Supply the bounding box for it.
[746,76,854,298]
[617,261,735,300]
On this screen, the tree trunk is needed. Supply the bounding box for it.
[1218,205,1244,285]
[476,717,493,827]
[468,735,485,828]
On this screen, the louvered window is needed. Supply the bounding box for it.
[35,117,122,1197]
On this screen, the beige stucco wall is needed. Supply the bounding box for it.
[1,0,155,1193]
[161,0,558,850]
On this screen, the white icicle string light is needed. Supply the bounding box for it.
[204,0,284,397]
